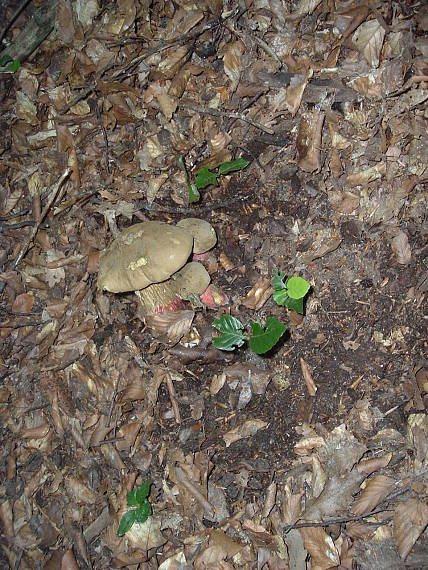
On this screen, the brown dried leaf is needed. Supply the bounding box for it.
[219,252,234,271]
[145,310,195,344]
[65,475,99,504]
[299,527,340,569]
[356,453,392,476]
[300,357,317,396]
[394,498,428,560]
[352,19,386,68]
[242,279,273,310]
[391,231,411,265]
[223,419,268,448]
[11,292,34,314]
[223,41,245,92]
[351,475,395,515]
[346,162,386,186]
[336,191,360,214]
[297,111,325,173]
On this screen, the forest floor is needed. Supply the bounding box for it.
[0,1,427,569]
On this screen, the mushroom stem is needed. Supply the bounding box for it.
[135,282,184,315]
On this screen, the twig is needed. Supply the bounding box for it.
[0,0,33,46]
[185,105,274,135]
[165,372,181,424]
[91,99,110,175]
[133,194,250,215]
[0,220,34,231]
[10,168,71,271]
[282,507,393,534]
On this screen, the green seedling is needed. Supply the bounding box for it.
[272,272,310,314]
[178,156,250,204]
[117,480,152,536]
[212,314,286,355]
[0,54,21,72]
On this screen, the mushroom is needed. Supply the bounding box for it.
[176,218,217,254]
[97,219,216,315]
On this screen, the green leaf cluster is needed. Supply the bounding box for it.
[117,480,152,536]
[272,272,310,314]
[178,156,250,203]
[213,314,286,355]
[0,54,21,72]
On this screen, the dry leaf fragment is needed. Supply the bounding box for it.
[223,419,268,447]
[352,19,386,68]
[145,310,195,344]
[391,231,411,265]
[346,162,386,186]
[394,498,428,560]
[299,527,340,569]
[351,475,395,515]
[223,40,245,92]
[300,357,317,396]
[219,252,234,271]
[243,279,273,310]
[11,292,34,314]
[296,111,325,173]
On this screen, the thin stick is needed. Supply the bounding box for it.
[165,372,181,424]
[185,105,274,135]
[0,0,33,45]
[282,507,393,533]
[11,168,71,270]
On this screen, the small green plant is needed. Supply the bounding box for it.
[0,54,21,73]
[117,480,152,536]
[212,314,286,355]
[272,272,310,314]
[178,156,250,203]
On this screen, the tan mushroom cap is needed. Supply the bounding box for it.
[170,262,211,298]
[176,218,217,254]
[97,221,193,293]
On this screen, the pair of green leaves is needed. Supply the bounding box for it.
[0,54,21,73]
[212,314,286,354]
[117,480,152,537]
[272,273,310,314]
[178,156,250,204]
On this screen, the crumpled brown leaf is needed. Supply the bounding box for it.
[391,231,412,265]
[394,498,428,560]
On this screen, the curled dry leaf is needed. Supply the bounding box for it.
[351,474,395,515]
[242,278,272,310]
[223,40,245,92]
[145,310,195,344]
[300,357,317,396]
[299,527,340,569]
[296,111,325,173]
[223,419,268,448]
[394,498,428,560]
[219,252,234,271]
[391,231,412,265]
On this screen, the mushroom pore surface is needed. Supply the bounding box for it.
[97,221,193,293]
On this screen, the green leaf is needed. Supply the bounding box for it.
[286,276,310,299]
[195,167,217,189]
[212,315,246,351]
[118,509,136,536]
[218,158,250,175]
[248,317,286,355]
[272,270,287,291]
[272,288,289,306]
[134,500,152,523]
[0,54,13,66]
[135,480,151,504]
[126,489,138,506]
[7,59,21,72]
[284,296,304,314]
[188,182,200,203]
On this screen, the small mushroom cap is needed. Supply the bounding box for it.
[176,218,217,254]
[171,262,211,297]
[97,222,193,293]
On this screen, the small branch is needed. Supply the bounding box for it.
[165,372,181,424]
[185,105,274,135]
[10,168,71,271]
[0,0,33,46]
[282,507,393,534]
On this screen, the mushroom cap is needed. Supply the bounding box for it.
[176,218,217,254]
[170,261,211,298]
[97,222,193,293]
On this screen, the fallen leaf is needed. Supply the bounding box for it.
[300,357,317,396]
[352,19,386,68]
[351,475,395,515]
[394,498,428,560]
[223,419,268,447]
[391,231,411,265]
[299,527,340,569]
